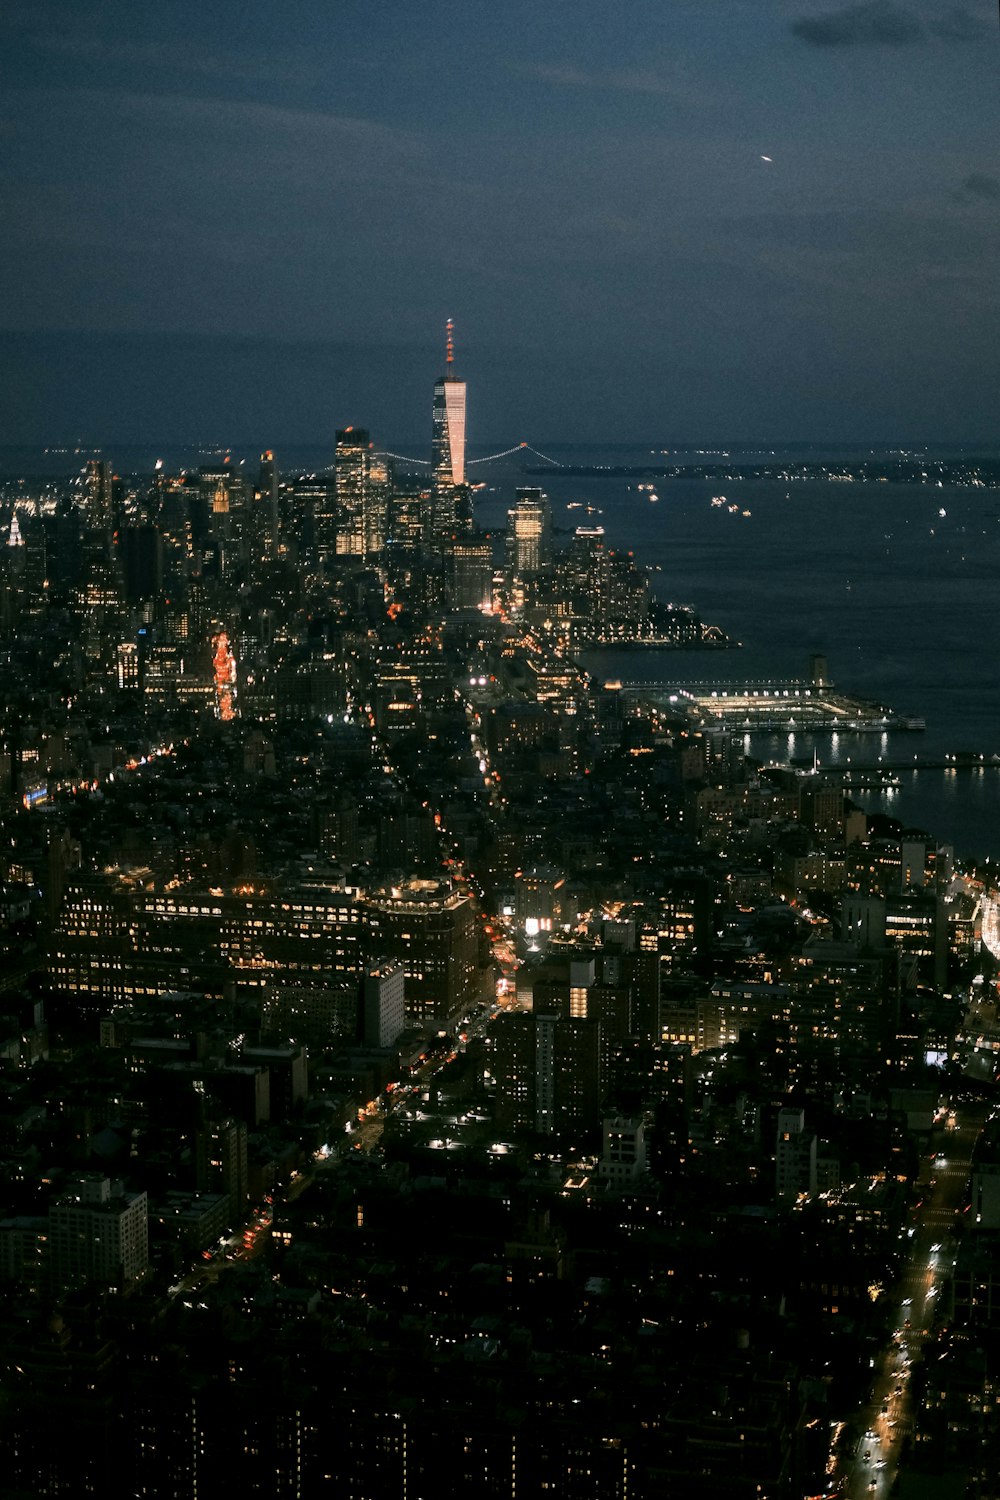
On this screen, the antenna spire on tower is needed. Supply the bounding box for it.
[445,317,455,370]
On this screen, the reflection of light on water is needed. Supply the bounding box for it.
[880,731,889,752]
[743,731,1000,859]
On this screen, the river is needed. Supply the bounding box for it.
[473,444,1000,863]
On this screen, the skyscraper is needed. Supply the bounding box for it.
[84,459,113,535]
[430,320,468,537]
[507,487,551,575]
[198,459,245,570]
[296,473,334,562]
[199,459,245,527]
[120,524,163,603]
[334,426,373,557]
[363,960,406,1049]
[250,449,279,572]
[447,535,493,610]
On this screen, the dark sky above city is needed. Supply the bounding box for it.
[2,0,997,445]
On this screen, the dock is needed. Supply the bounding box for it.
[603,678,922,734]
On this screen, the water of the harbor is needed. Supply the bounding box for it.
[473,443,1000,864]
[4,439,1000,861]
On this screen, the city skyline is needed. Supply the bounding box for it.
[2,0,998,444]
[1,363,997,1493]
[2,5,1000,1495]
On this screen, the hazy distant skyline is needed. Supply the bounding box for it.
[2,0,997,444]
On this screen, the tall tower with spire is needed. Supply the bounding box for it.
[431,319,469,537]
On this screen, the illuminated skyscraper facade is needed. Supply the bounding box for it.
[335,426,370,556]
[432,378,466,490]
[507,487,551,575]
[335,426,383,557]
[430,320,468,537]
[199,460,245,533]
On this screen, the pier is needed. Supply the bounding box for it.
[603,678,920,734]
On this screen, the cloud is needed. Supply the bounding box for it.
[790,0,992,46]
[790,2,925,45]
[0,85,437,279]
[11,84,426,171]
[959,173,1000,201]
[517,60,706,105]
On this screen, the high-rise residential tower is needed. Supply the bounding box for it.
[430,320,468,537]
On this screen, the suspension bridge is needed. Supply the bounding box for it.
[377,441,565,470]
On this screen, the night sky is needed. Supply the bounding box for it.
[2,0,997,445]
